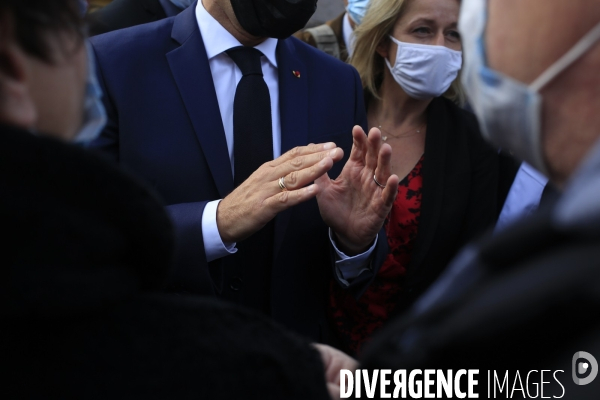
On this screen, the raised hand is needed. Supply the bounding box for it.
[217,143,344,243]
[316,126,399,255]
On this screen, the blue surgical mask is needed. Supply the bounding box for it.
[169,0,196,9]
[346,0,370,25]
[459,0,600,176]
[75,42,107,145]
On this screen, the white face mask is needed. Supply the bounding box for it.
[459,0,600,176]
[74,42,107,145]
[385,36,462,100]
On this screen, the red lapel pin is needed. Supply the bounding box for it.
[292,70,301,78]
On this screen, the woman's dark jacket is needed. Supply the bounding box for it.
[0,123,330,399]
[376,96,498,316]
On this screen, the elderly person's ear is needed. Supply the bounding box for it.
[0,36,36,129]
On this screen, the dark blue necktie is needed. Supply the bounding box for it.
[221,46,274,314]
[226,46,273,187]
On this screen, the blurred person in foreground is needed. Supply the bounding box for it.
[318,0,600,397]
[327,0,498,355]
[0,1,336,398]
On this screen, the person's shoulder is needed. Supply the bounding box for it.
[90,14,176,56]
[0,124,173,278]
[293,29,318,47]
[359,215,600,372]
[0,124,160,204]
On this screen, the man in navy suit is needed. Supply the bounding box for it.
[90,0,399,344]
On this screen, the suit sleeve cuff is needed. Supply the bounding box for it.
[202,200,237,262]
[329,228,377,285]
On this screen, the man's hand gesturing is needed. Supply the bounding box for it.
[217,142,344,243]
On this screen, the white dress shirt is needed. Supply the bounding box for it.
[343,13,356,59]
[196,1,374,280]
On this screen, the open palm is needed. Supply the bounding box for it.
[316,126,399,255]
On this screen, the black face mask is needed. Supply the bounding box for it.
[230,0,318,39]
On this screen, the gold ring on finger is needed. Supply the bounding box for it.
[278,176,288,191]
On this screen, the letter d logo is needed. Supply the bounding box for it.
[572,351,598,385]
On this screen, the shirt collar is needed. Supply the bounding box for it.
[343,12,356,58]
[196,1,278,68]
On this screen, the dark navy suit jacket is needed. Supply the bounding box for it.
[89,5,387,343]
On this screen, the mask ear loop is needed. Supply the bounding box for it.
[531,22,600,92]
[527,22,600,177]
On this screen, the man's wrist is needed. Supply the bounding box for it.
[332,231,372,256]
[202,200,238,262]
[216,198,235,243]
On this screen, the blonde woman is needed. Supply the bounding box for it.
[329,0,499,354]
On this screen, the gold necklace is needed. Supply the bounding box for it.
[376,123,425,141]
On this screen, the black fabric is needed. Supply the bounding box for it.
[226,46,273,187]
[5,295,332,400]
[381,97,499,318]
[86,0,169,36]
[229,0,317,39]
[1,123,331,399]
[360,209,600,399]
[219,47,275,314]
[0,125,174,317]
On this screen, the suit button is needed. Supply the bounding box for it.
[230,276,243,291]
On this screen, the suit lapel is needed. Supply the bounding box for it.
[274,39,309,259]
[278,40,309,156]
[408,98,448,273]
[167,15,309,255]
[166,6,234,198]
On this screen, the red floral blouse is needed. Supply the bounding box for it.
[329,155,424,355]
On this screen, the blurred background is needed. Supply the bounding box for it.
[88,0,111,13]
[306,0,344,27]
[87,0,345,27]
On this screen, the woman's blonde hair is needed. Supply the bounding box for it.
[350,0,465,105]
